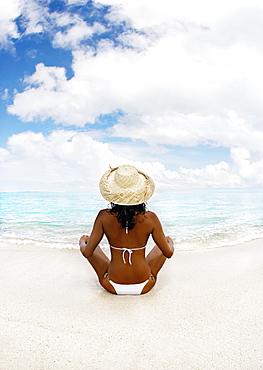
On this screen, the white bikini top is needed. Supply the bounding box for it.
[110,245,146,265]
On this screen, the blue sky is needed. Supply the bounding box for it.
[1,0,263,191]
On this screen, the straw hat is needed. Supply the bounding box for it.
[99,165,155,205]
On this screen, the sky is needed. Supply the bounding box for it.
[1,0,263,191]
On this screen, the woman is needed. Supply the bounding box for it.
[79,164,174,295]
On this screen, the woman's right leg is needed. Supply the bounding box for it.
[85,246,116,294]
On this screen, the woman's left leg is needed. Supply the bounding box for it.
[140,245,167,294]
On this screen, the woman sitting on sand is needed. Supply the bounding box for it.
[79,164,174,295]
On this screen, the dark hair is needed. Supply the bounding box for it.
[109,203,146,231]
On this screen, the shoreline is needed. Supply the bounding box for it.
[1,239,263,369]
[1,234,263,252]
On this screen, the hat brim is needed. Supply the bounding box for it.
[99,167,155,205]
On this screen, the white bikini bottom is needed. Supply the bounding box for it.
[109,279,149,295]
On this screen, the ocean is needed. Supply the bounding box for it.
[1,189,263,251]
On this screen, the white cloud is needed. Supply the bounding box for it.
[231,147,263,186]
[8,63,77,124]
[0,148,10,162]
[0,0,20,49]
[111,111,263,153]
[1,89,9,101]
[0,131,123,191]
[0,0,105,50]
[7,2,263,153]
[1,131,263,191]
[52,11,106,50]
[100,0,263,29]
[3,0,263,189]
[20,0,49,34]
[0,0,52,49]
[1,131,177,191]
[177,161,241,188]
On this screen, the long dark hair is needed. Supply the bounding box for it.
[109,203,146,231]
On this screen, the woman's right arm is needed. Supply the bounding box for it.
[151,212,174,258]
[79,211,104,258]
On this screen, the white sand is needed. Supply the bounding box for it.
[1,240,263,370]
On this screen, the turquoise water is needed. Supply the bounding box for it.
[1,190,263,251]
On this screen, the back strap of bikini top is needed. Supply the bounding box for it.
[110,245,146,265]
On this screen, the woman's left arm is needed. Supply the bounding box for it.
[79,211,105,258]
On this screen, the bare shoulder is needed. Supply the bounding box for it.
[144,211,161,224]
[98,208,109,214]
[145,211,159,220]
[95,209,110,220]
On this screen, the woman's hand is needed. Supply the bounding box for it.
[166,236,174,254]
[79,235,90,251]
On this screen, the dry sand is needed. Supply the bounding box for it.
[1,240,263,369]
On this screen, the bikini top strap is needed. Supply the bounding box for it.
[110,245,146,265]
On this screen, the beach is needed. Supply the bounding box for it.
[1,240,263,370]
